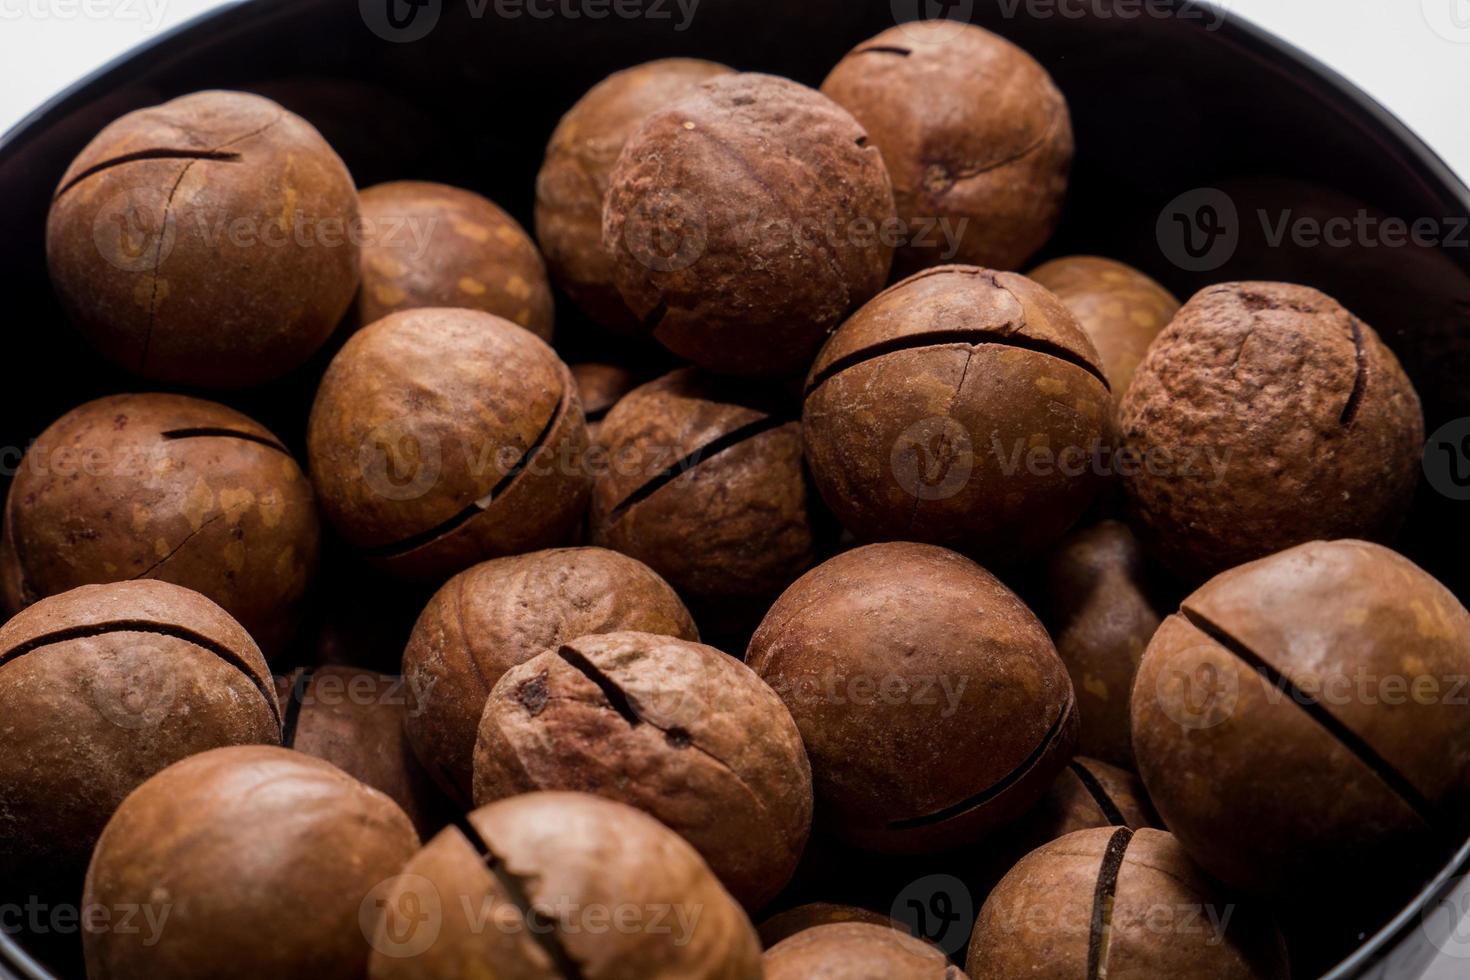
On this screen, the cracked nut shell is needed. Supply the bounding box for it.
[46,90,359,387]
[764,923,966,980]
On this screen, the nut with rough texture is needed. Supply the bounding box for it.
[46,90,359,387]
[764,923,965,980]
[603,72,896,376]
[1119,282,1424,581]
[573,361,643,445]
[474,630,812,910]
[757,904,898,949]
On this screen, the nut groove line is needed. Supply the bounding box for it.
[280,667,316,749]
[556,645,642,727]
[160,427,292,454]
[52,147,243,199]
[1087,826,1134,980]
[1339,316,1369,426]
[1069,760,1131,828]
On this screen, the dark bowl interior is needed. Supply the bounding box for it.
[1,1,1468,978]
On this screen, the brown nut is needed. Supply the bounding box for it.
[1119,282,1424,581]
[1028,255,1181,403]
[764,923,965,980]
[366,791,762,979]
[1,392,320,656]
[46,90,359,387]
[821,22,1073,275]
[803,266,1112,566]
[967,828,1289,980]
[355,180,554,338]
[588,368,816,603]
[747,542,1077,853]
[83,745,419,980]
[307,307,590,581]
[1132,540,1470,900]
[603,72,896,377]
[403,547,697,804]
[536,58,733,332]
[757,904,898,949]
[572,361,642,444]
[473,630,813,910]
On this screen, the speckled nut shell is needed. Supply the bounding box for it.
[366,791,763,979]
[588,368,815,603]
[46,90,359,387]
[572,362,642,444]
[603,72,896,377]
[473,630,812,910]
[83,745,419,980]
[0,581,279,892]
[355,180,553,338]
[536,58,733,332]
[1132,539,1470,899]
[967,828,1289,980]
[803,266,1112,566]
[821,22,1072,274]
[764,923,966,980]
[1043,521,1165,766]
[307,307,590,581]
[1,393,320,656]
[1119,282,1424,581]
[747,542,1077,853]
[1028,256,1180,403]
[757,904,897,949]
[402,547,697,804]
[276,666,450,839]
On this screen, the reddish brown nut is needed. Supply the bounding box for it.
[536,58,733,332]
[473,630,812,910]
[1028,256,1181,403]
[355,180,553,338]
[968,828,1289,980]
[403,547,697,804]
[1,393,320,656]
[803,266,1112,566]
[46,90,359,387]
[83,745,419,980]
[603,72,896,377]
[747,542,1077,853]
[276,666,451,840]
[307,307,590,581]
[821,22,1072,274]
[1119,282,1424,581]
[765,923,965,980]
[1132,540,1470,900]
[1043,520,1166,766]
[758,904,898,949]
[588,368,816,605]
[367,791,762,979]
[572,361,642,444]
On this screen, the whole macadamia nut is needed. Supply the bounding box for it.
[747,542,1077,852]
[803,266,1112,565]
[764,923,965,980]
[1119,282,1424,581]
[308,307,590,581]
[822,23,1073,274]
[2,393,320,656]
[758,905,897,949]
[603,72,896,376]
[474,630,812,910]
[46,90,359,387]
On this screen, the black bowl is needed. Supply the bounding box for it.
[1,1,1468,978]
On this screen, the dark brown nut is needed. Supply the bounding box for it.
[84,745,419,980]
[473,630,813,911]
[758,904,897,949]
[1043,520,1166,766]
[1132,539,1470,899]
[603,72,896,377]
[747,542,1077,853]
[1022,757,1157,844]
[403,547,697,804]
[536,58,733,332]
[1,393,320,656]
[572,361,642,444]
[968,828,1289,980]
[764,923,965,980]
[46,90,359,388]
[355,180,554,339]
[821,22,1072,275]
[366,791,762,979]
[588,368,816,603]
[307,307,591,581]
[0,581,279,893]
[276,666,451,840]
[803,266,1112,566]
[1029,256,1181,403]
[1119,282,1424,582]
